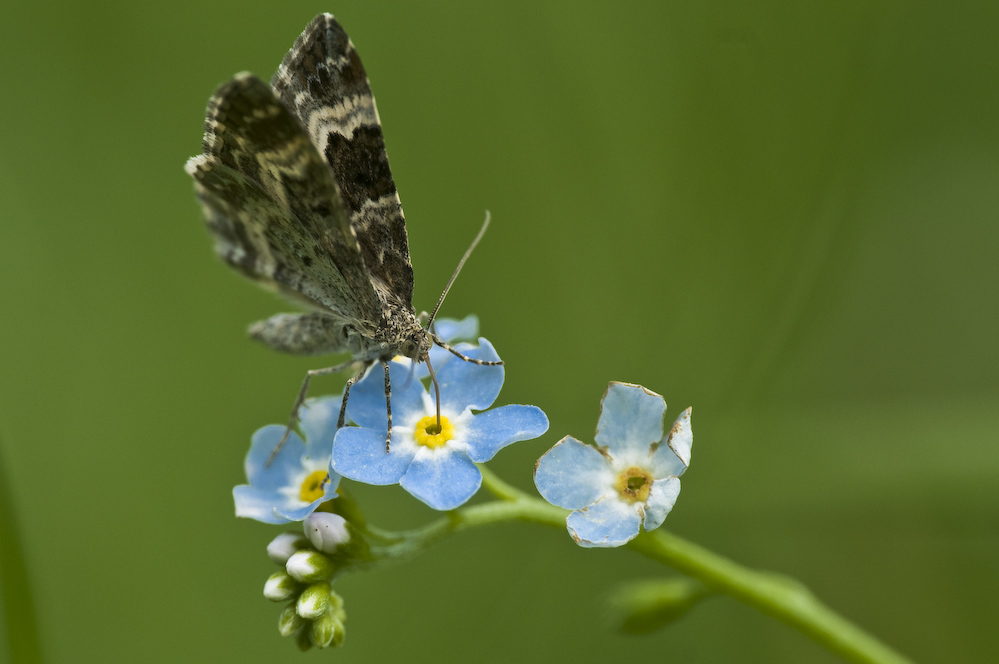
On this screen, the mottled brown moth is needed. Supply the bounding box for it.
[186,14,498,457]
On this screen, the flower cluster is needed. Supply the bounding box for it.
[231,318,551,647]
[232,316,695,652]
[262,514,352,650]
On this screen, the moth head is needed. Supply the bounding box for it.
[400,329,431,362]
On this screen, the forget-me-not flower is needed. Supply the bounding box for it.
[331,338,549,510]
[534,382,692,548]
[233,396,343,524]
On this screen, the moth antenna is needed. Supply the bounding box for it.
[424,353,442,432]
[427,210,491,329]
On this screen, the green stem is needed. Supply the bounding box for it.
[477,463,530,501]
[628,531,913,664]
[374,497,567,559]
[368,484,911,664]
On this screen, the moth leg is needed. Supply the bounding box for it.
[381,360,393,453]
[336,363,371,429]
[429,332,504,366]
[268,358,357,466]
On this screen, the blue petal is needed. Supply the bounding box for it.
[245,425,305,491]
[346,361,427,431]
[650,408,692,478]
[421,339,471,380]
[435,338,504,413]
[299,395,343,457]
[594,382,665,454]
[534,436,611,510]
[650,440,687,479]
[431,315,479,343]
[392,357,431,392]
[233,485,291,524]
[331,426,414,485]
[642,476,681,532]
[665,407,692,468]
[400,450,482,510]
[465,405,549,462]
[566,498,642,548]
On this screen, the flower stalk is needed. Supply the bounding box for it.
[358,468,912,664]
[627,531,913,664]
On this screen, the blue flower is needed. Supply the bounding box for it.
[331,338,549,510]
[534,382,692,548]
[233,396,343,524]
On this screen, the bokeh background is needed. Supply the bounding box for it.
[1,1,997,662]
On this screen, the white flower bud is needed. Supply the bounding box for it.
[277,605,306,637]
[263,571,299,602]
[286,549,335,583]
[295,626,314,652]
[310,611,337,648]
[310,588,346,647]
[297,581,332,619]
[267,532,309,565]
[303,513,350,554]
[329,615,346,648]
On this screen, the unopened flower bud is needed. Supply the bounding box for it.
[264,571,300,602]
[297,581,332,619]
[329,615,346,647]
[267,532,309,565]
[310,611,337,648]
[328,589,345,620]
[295,625,314,652]
[286,549,334,583]
[278,604,306,637]
[303,513,350,554]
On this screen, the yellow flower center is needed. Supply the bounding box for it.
[299,470,330,502]
[413,415,455,449]
[614,466,653,503]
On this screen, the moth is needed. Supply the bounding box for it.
[185,13,498,456]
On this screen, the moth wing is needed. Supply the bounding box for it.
[186,73,382,329]
[272,13,415,309]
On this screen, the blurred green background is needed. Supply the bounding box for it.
[1,1,996,662]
